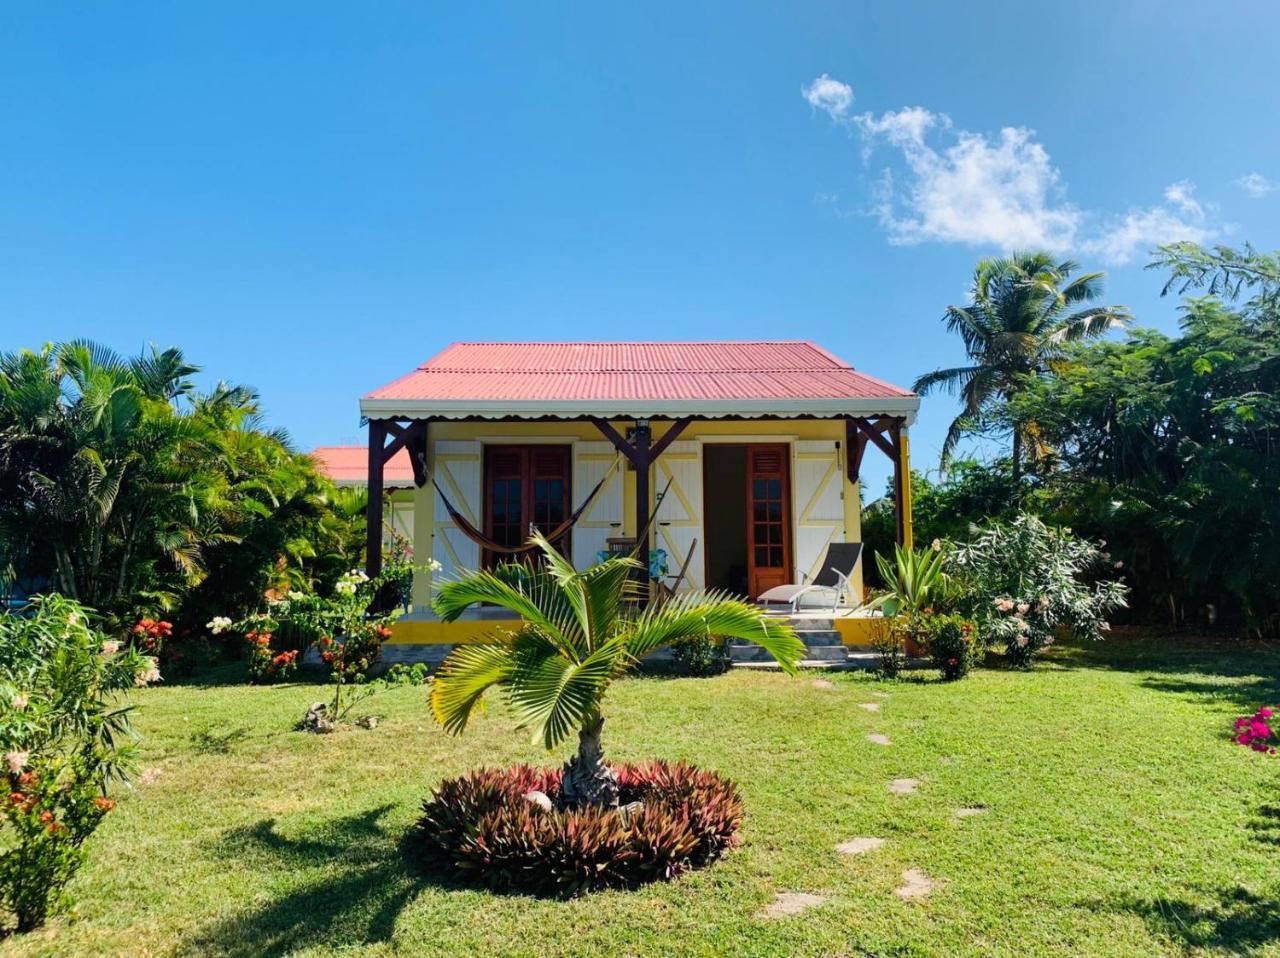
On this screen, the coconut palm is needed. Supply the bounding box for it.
[429,533,805,807]
[914,252,1131,480]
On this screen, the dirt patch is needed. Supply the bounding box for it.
[835,837,885,856]
[895,868,937,900]
[888,778,921,795]
[811,678,836,690]
[760,891,828,918]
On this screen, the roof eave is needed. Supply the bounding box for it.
[359,396,920,426]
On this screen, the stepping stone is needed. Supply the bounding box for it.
[811,678,836,690]
[895,868,936,900]
[858,702,880,712]
[835,837,885,856]
[761,891,827,919]
[954,805,988,818]
[866,733,892,746]
[889,778,921,795]
[871,691,890,699]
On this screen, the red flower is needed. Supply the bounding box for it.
[8,792,24,806]
[376,625,393,639]
[38,810,52,824]
[94,797,116,812]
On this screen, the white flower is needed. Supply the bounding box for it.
[206,616,233,635]
[335,581,357,595]
[930,538,942,553]
[5,751,28,774]
[100,640,121,655]
[1113,560,1124,570]
[135,657,162,687]
[12,693,28,710]
[426,558,444,573]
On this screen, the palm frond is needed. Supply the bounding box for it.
[626,591,805,673]
[429,641,517,735]
[506,633,627,749]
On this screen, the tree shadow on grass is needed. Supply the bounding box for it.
[1103,887,1280,954]
[184,804,425,957]
[1251,804,1280,848]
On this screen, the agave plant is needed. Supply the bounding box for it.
[429,533,805,808]
[869,543,948,618]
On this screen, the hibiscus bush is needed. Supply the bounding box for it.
[949,514,1128,668]
[0,595,151,932]
[1233,706,1278,755]
[921,613,978,681]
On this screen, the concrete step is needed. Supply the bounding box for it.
[791,630,843,646]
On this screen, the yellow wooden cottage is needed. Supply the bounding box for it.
[357,342,919,659]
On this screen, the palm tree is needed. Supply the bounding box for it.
[914,252,1131,480]
[429,533,805,807]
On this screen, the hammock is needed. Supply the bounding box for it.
[431,456,621,557]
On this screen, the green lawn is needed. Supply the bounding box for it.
[6,636,1280,957]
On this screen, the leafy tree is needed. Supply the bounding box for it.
[428,534,804,807]
[914,253,1131,479]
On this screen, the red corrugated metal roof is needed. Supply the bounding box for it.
[365,341,914,402]
[311,446,414,485]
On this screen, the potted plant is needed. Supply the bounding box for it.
[868,543,948,657]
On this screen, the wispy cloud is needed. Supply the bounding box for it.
[1237,172,1276,197]
[801,74,854,121]
[804,76,1221,264]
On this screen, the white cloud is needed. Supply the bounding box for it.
[1237,172,1276,197]
[1163,180,1204,218]
[801,74,854,120]
[804,83,1223,264]
[1082,204,1215,266]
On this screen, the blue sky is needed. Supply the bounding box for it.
[3,2,1279,494]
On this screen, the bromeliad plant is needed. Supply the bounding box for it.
[869,542,949,618]
[429,533,805,808]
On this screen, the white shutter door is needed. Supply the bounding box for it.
[654,440,703,592]
[571,442,623,569]
[793,440,845,582]
[432,440,482,579]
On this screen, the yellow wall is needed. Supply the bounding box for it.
[397,417,911,639]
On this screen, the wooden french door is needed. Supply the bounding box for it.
[746,444,792,598]
[483,445,571,567]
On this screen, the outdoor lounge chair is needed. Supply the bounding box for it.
[757,542,863,614]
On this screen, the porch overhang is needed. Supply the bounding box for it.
[358,397,919,424]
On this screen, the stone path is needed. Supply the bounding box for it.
[835,836,885,856]
[888,777,921,795]
[761,891,827,918]
[858,702,880,712]
[811,678,836,690]
[866,733,892,746]
[954,805,988,818]
[895,868,936,900]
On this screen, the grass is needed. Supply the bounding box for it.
[5,634,1280,957]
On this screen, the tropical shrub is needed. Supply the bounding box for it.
[1233,706,1278,755]
[920,613,978,681]
[949,514,1127,668]
[0,595,149,932]
[243,630,299,683]
[869,543,948,618]
[669,635,729,677]
[408,760,744,896]
[866,612,904,679]
[384,663,432,686]
[429,533,802,807]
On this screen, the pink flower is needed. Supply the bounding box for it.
[100,640,121,655]
[1016,602,1030,615]
[1015,635,1030,648]
[11,693,27,710]
[4,751,28,775]
[1260,707,1275,719]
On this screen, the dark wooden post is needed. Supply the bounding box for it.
[365,419,386,580]
[632,421,651,594]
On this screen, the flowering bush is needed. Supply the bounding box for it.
[129,617,172,654]
[949,515,1128,668]
[243,629,299,683]
[0,595,149,932]
[921,613,978,681]
[1233,706,1278,755]
[407,760,744,896]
